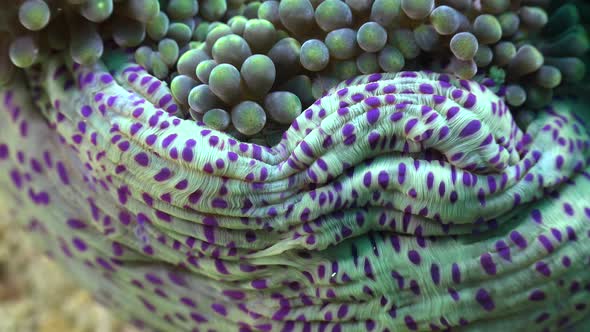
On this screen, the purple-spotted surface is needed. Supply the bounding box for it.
[0,56,589,331]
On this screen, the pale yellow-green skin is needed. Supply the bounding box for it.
[0,54,589,332]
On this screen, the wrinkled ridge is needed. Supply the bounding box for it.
[0,54,589,331]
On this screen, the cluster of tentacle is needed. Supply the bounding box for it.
[2,0,590,144]
[0,50,589,332]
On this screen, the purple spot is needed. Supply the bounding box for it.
[130,123,143,135]
[556,155,564,169]
[510,231,527,249]
[162,134,177,148]
[390,112,403,122]
[56,162,70,185]
[154,168,172,182]
[342,124,355,136]
[300,141,314,157]
[252,279,267,289]
[535,261,551,276]
[133,107,144,118]
[366,108,380,125]
[495,240,511,262]
[190,312,207,323]
[81,105,92,117]
[365,82,379,92]
[212,198,228,209]
[430,263,440,285]
[119,211,131,226]
[343,134,356,145]
[107,96,117,107]
[363,171,372,187]
[181,297,196,308]
[67,219,87,229]
[368,73,382,81]
[377,171,389,189]
[560,255,575,273]
[134,152,149,166]
[464,93,477,108]
[215,260,230,275]
[101,74,113,83]
[398,163,406,184]
[337,107,349,116]
[365,96,380,107]
[551,228,562,242]
[438,181,445,197]
[188,190,202,204]
[563,203,574,216]
[439,126,449,139]
[209,135,219,147]
[450,152,463,162]
[475,288,495,311]
[433,95,445,104]
[228,151,238,162]
[459,120,481,137]
[351,93,364,102]
[404,315,418,330]
[480,253,496,275]
[531,209,542,224]
[182,148,193,162]
[452,263,461,283]
[446,106,460,120]
[419,83,434,94]
[408,250,421,265]
[223,290,245,300]
[404,119,418,134]
[538,235,554,253]
[529,290,546,301]
[0,144,9,161]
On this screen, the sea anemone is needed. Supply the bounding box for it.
[1,0,590,331]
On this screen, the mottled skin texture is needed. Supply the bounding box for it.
[1,54,590,332]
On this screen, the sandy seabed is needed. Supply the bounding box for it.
[0,214,138,332]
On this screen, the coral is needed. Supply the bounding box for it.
[1,55,590,330]
[0,1,590,331]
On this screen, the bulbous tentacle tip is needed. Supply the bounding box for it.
[166,0,199,21]
[209,63,242,104]
[9,35,41,69]
[401,0,434,20]
[18,0,51,31]
[202,108,231,131]
[430,5,461,35]
[507,45,544,79]
[450,32,479,62]
[188,83,221,114]
[300,39,330,72]
[80,0,114,23]
[264,91,302,124]
[258,1,281,28]
[241,54,275,98]
[243,19,277,54]
[212,34,252,68]
[171,74,198,106]
[231,100,266,135]
[1,0,588,131]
